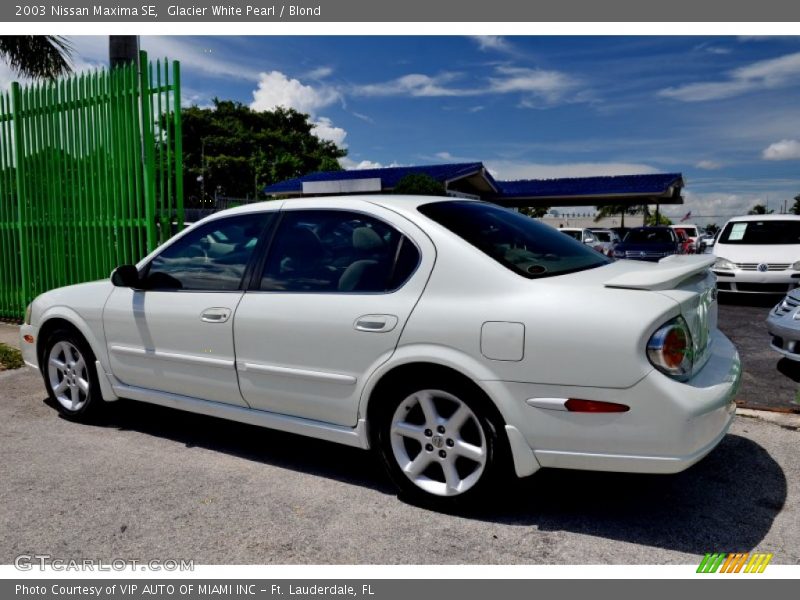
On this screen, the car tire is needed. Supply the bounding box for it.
[42,328,103,421]
[373,376,509,510]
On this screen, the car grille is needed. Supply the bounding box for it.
[775,294,800,316]
[734,263,791,271]
[625,250,669,258]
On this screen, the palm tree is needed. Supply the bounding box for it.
[0,36,72,80]
[594,204,644,227]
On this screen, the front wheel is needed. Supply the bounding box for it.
[43,329,102,420]
[374,379,507,508]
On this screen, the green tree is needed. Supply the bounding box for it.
[0,36,72,79]
[182,99,347,205]
[392,173,446,196]
[748,203,773,215]
[790,194,800,215]
[644,212,673,226]
[518,206,550,218]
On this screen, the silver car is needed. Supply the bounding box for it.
[767,289,800,360]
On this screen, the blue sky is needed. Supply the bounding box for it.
[5,35,800,223]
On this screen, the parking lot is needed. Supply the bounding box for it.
[718,294,800,412]
[1,298,798,565]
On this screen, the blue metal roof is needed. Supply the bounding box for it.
[263,162,495,194]
[496,173,683,199]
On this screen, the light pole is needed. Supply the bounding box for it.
[109,36,140,68]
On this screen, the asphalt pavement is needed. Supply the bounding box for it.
[717,293,800,412]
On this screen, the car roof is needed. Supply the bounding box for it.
[723,214,800,222]
[213,194,468,218]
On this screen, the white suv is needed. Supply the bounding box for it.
[712,215,800,294]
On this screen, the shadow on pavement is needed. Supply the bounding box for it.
[461,433,785,556]
[718,292,782,308]
[49,396,786,556]
[776,358,800,385]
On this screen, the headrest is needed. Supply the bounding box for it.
[353,227,384,252]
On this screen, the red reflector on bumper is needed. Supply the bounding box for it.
[23,335,34,344]
[565,399,630,413]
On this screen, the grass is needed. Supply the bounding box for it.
[0,343,24,370]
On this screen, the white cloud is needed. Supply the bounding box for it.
[140,37,262,81]
[472,36,511,52]
[305,66,333,79]
[485,161,659,180]
[435,151,454,160]
[659,51,800,102]
[661,190,771,225]
[248,71,346,148]
[488,66,577,104]
[352,111,374,123]
[250,70,340,115]
[339,157,385,170]
[762,139,800,160]
[354,65,581,106]
[355,73,469,97]
[696,160,722,170]
[311,116,347,147]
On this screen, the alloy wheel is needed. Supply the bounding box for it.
[389,389,487,497]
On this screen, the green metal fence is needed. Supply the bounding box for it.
[0,50,183,320]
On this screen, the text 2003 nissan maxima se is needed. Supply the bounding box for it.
[21,196,741,508]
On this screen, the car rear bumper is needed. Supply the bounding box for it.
[484,330,740,476]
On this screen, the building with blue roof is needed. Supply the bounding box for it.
[262,162,685,209]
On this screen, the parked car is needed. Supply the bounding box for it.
[767,289,800,360]
[20,196,740,508]
[558,227,605,254]
[610,226,631,241]
[588,228,621,256]
[699,232,716,250]
[712,215,800,294]
[674,229,694,255]
[671,224,702,253]
[613,226,682,261]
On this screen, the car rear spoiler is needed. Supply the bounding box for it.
[604,255,715,291]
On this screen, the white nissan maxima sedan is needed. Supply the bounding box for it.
[20,196,741,508]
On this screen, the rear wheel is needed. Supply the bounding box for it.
[374,378,507,508]
[43,329,102,420]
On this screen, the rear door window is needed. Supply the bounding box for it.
[259,210,420,293]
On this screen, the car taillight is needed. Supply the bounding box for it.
[647,316,694,379]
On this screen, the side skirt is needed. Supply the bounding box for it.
[110,382,369,449]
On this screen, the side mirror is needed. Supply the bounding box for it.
[111,265,141,288]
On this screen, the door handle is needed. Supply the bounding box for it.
[354,314,398,333]
[200,308,231,323]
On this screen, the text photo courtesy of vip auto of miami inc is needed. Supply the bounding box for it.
[0,32,798,582]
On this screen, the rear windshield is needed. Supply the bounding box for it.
[718,220,800,245]
[560,230,582,241]
[675,227,698,237]
[418,201,610,279]
[624,228,674,244]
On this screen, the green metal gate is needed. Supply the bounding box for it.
[0,50,183,320]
